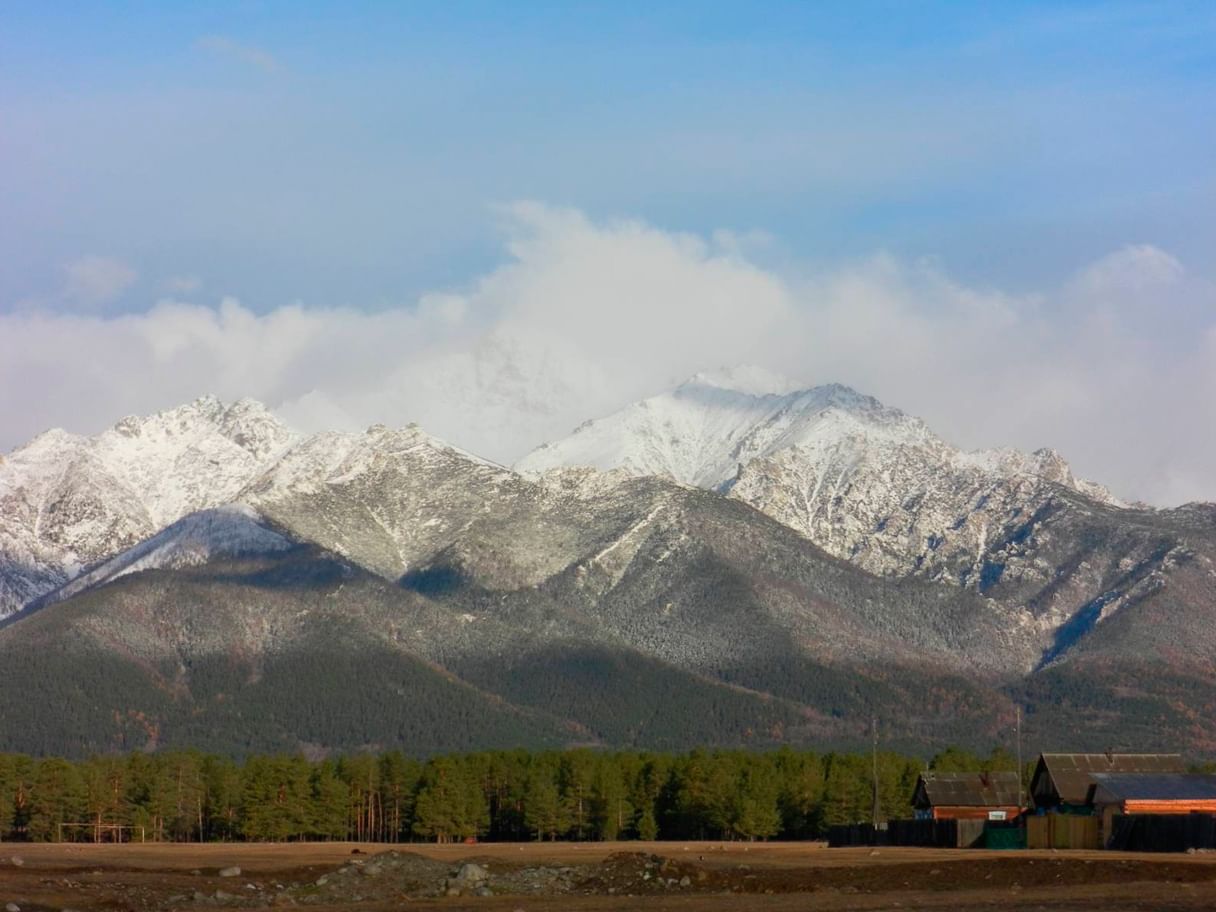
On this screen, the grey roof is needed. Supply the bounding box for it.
[1090,773,1216,803]
[914,771,1021,808]
[1034,753,1185,805]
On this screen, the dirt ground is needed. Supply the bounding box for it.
[1,841,1215,911]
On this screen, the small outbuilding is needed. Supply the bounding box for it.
[912,771,1022,821]
[1089,773,1216,816]
[1030,753,1185,811]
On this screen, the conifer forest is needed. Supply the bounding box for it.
[0,746,1027,844]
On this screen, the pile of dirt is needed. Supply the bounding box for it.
[288,851,452,903]
[576,851,721,895]
[279,849,724,902]
[484,861,586,895]
[281,850,598,902]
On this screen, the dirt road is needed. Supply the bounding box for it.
[0,841,1213,911]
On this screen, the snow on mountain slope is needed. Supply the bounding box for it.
[36,504,295,610]
[517,369,1129,605]
[517,368,939,487]
[240,426,687,595]
[518,368,1114,497]
[239,423,554,585]
[0,374,1174,668]
[94,397,297,527]
[0,394,616,619]
[0,397,298,617]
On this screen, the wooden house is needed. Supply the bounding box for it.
[912,771,1022,821]
[1089,772,1216,825]
[1029,753,1185,811]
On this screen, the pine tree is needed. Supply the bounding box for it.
[674,751,738,838]
[202,755,242,841]
[80,756,130,841]
[629,754,669,840]
[523,765,569,841]
[635,806,659,840]
[28,758,85,842]
[309,761,348,840]
[0,754,30,839]
[559,751,597,841]
[164,752,207,842]
[821,753,871,826]
[733,756,781,840]
[240,756,311,841]
[412,757,487,843]
[590,757,631,841]
[774,747,824,837]
[474,750,528,841]
[338,754,383,841]
[377,751,420,842]
[7,754,35,840]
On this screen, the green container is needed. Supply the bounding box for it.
[984,825,1027,850]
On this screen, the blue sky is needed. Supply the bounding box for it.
[3,1,1213,309]
[2,2,1215,504]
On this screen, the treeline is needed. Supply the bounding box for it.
[0,746,1022,844]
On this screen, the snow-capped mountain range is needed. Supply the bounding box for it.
[0,367,1159,622]
[3,370,1216,756]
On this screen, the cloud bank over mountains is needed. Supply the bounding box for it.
[2,204,1212,506]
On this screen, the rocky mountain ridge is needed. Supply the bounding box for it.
[0,441,1040,756]
[518,367,1118,501]
[3,381,1215,756]
[516,370,1174,630]
[0,396,298,617]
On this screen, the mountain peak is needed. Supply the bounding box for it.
[0,397,304,617]
[675,370,902,424]
[100,396,298,462]
[9,426,84,459]
[680,365,803,397]
[517,370,933,488]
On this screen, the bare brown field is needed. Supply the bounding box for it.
[2,841,1215,911]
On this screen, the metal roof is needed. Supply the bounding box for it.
[1090,773,1216,803]
[914,771,1021,808]
[1034,753,1185,805]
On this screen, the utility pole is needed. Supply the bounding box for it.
[1015,705,1024,811]
[871,716,881,827]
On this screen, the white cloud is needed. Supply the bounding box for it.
[1071,244,1185,296]
[196,35,280,73]
[164,275,203,295]
[3,205,1213,506]
[62,255,137,307]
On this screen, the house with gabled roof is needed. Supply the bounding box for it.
[912,771,1023,821]
[1030,753,1185,811]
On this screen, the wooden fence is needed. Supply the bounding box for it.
[1108,814,1216,852]
[1026,814,1100,850]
